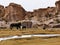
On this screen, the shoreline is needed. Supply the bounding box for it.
[0,34,60,41]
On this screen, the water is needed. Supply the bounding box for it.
[0,34,60,41]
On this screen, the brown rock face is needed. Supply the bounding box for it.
[29,7,56,23]
[32,8,49,22]
[25,12,33,20]
[55,1,60,12]
[0,5,5,18]
[3,3,26,22]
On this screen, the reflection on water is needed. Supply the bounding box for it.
[0,34,60,41]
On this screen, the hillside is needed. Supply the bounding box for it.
[0,1,60,28]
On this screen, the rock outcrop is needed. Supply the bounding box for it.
[0,1,59,28]
[55,1,60,12]
[31,7,56,23]
[3,3,26,22]
[0,5,4,18]
[25,11,33,20]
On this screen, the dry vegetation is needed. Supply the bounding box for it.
[0,36,60,45]
[0,28,60,37]
[0,28,60,45]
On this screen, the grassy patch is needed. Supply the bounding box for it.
[0,28,60,37]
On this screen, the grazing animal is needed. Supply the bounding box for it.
[43,24,49,30]
[10,22,21,29]
[22,26,26,29]
[10,21,32,30]
[21,21,32,28]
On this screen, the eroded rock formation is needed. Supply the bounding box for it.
[3,3,26,22]
[0,1,59,28]
[0,5,5,18]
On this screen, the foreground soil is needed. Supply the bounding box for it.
[0,28,60,37]
[0,37,60,45]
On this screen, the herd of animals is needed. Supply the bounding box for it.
[10,21,32,29]
[10,21,60,30]
[0,20,60,30]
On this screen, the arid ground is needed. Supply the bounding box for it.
[0,28,60,37]
[0,28,60,45]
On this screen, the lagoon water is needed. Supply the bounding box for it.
[0,34,60,41]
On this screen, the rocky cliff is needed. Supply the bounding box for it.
[3,3,26,22]
[0,1,59,24]
[0,5,4,18]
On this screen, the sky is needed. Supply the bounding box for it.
[0,0,58,11]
